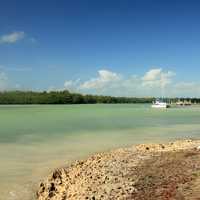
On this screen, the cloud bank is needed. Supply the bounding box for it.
[142,68,175,88]
[0,66,199,97]
[63,68,200,97]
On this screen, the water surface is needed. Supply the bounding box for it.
[1,104,200,199]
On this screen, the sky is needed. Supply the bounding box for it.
[0,0,200,97]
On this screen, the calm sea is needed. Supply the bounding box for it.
[1,104,200,199]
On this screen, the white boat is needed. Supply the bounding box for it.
[152,100,169,108]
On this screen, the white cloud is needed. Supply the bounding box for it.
[80,70,121,90]
[142,68,175,88]
[64,80,74,88]
[0,31,25,44]
[64,79,80,92]
[142,68,162,81]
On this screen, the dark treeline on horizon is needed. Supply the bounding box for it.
[0,90,154,104]
[0,90,199,104]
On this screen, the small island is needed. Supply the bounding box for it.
[37,140,200,200]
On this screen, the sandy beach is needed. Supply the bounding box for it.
[37,139,200,200]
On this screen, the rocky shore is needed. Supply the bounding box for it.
[37,140,200,200]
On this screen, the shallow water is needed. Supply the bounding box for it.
[1,104,200,199]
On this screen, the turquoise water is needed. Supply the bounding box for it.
[1,104,200,199]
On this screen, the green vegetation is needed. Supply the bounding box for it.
[0,91,199,104]
[0,91,154,104]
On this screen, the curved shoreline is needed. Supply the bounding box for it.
[37,140,200,200]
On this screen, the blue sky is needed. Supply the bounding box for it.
[0,0,200,97]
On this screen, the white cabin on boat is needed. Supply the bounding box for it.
[152,100,169,108]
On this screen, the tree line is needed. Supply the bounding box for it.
[0,91,155,104]
[0,91,199,104]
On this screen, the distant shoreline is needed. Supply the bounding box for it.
[37,139,200,200]
[0,91,154,104]
[1,90,200,105]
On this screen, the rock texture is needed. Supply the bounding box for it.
[37,140,200,200]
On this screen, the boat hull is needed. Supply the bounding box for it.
[152,104,170,108]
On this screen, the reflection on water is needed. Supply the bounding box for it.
[0,104,200,199]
